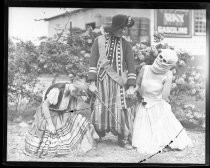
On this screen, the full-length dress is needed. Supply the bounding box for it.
[88,33,136,141]
[132,65,193,154]
[25,83,99,158]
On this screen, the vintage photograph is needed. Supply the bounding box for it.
[7,7,207,164]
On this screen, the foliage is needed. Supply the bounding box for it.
[8,28,102,117]
[8,27,205,129]
[132,32,205,129]
[8,39,42,115]
[36,27,102,79]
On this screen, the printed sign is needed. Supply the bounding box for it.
[156,9,191,37]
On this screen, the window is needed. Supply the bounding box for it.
[104,17,112,27]
[194,10,206,35]
[86,22,96,30]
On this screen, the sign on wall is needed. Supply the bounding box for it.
[155,9,192,37]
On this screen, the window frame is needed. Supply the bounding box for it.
[194,10,206,36]
[85,22,96,30]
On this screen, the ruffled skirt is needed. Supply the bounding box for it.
[25,106,98,158]
[132,101,193,154]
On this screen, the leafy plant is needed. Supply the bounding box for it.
[8,39,41,117]
[8,28,102,120]
[132,32,205,129]
[8,28,205,129]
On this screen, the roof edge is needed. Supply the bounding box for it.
[44,8,90,21]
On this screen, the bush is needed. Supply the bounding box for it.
[132,32,205,129]
[8,29,205,130]
[8,28,102,120]
[8,39,41,116]
[36,28,102,79]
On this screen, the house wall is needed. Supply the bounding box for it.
[47,9,206,58]
[151,9,206,59]
[48,15,69,38]
[164,36,206,57]
[47,8,151,37]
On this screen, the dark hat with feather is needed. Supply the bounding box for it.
[104,14,135,33]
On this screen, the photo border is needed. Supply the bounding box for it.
[3,0,210,167]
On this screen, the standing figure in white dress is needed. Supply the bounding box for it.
[132,49,193,154]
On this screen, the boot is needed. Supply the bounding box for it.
[118,136,133,150]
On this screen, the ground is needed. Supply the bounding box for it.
[7,120,205,164]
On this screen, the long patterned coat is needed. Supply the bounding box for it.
[88,33,136,141]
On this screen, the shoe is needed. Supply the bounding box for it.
[96,137,103,142]
[123,143,134,150]
[118,139,133,150]
[162,146,173,153]
[118,139,124,147]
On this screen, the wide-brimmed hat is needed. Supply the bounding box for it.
[104,14,135,33]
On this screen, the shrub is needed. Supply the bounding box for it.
[8,39,41,118]
[8,28,102,120]
[8,29,205,129]
[36,28,101,79]
[132,32,205,129]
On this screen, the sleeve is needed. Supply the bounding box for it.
[136,65,145,86]
[162,70,173,100]
[87,37,100,82]
[124,40,136,86]
[46,88,60,105]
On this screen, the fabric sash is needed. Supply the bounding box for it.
[98,35,127,86]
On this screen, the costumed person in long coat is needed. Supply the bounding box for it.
[132,49,193,154]
[25,80,99,158]
[88,14,136,149]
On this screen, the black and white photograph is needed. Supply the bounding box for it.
[5,3,209,166]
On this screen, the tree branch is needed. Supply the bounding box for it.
[55,10,72,42]
[34,18,46,21]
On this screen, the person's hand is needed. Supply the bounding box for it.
[133,86,139,93]
[47,123,56,134]
[89,82,98,93]
[126,86,135,98]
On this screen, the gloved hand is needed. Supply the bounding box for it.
[126,86,135,98]
[89,81,98,93]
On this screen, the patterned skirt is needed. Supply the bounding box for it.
[25,107,98,158]
[91,74,135,141]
